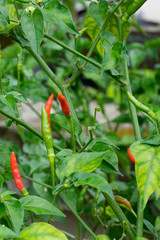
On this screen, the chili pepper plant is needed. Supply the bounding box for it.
[0,0,160,239]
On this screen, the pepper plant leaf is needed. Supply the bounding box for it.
[89,0,108,27]
[130,141,160,209]
[21,8,44,53]
[0,12,8,30]
[0,6,10,23]
[88,142,119,172]
[101,41,123,71]
[70,171,114,199]
[56,151,107,181]
[19,222,68,240]
[0,4,18,34]
[20,196,65,217]
[0,225,20,238]
[42,0,79,35]
[84,11,103,56]
[3,199,24,233]
[50,114,82,138]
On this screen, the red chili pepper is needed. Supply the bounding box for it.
[10,152,24,190]
[57,93,70,116]
[45,94,53,129]
[127,148,135,164]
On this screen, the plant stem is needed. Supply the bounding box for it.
[117,15,143,237]
[68,115,76,153]
[60,192,97,239]
[45,34,125,86]
[104,193,136,239]
[17,47,22,94]
[26,47,62,94]
[14,0,19,20]
[64,0,125,88]
[122,56,143,237]
[0,108,62,151]
[48,153,55,188]
[78,138,92,153]
[0,44,2,95]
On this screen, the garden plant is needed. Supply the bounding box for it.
[0,0,160,239]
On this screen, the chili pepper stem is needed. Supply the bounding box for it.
[20,187,29,197]
[116,14,143,238]
[67,114,76,153]
[48,153,55,188]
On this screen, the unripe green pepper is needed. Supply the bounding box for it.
[96,235,110,240]
[122,0,147,21]
[76,186,88,214]
[41,106,54,150]
[127,92,157,120]
[41,106,55,187]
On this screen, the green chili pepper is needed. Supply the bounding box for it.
[76,186,88,214]
[41,106,55,187]
[122,0,147,21]
[127,92,157,120]
[41,106,53,150]
[96,235,110,240]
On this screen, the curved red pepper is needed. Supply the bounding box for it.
[10,152,24,190]
[127,148,135,164]
[45,94,53,129]
[57,93,70,116]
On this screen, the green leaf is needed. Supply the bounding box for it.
[51,114,82,139]
[141,135,160,146]
[7,91,27,103]
[56,151,106,181]
[42,0,79,35]
[3,199,24,233]
[0,189,16,201]
[155,216,160,231]
[155,186,160,200]
[20,196,65,217]
[0,12,8,30]
[89,0,108,27]
[0,95,17,115]
[70,171,114,199]
[130,141,160,209]
[106,13,130,40]
[0,203,6,217]
[143,219,158,238]
[84,11,103,56]
[0,174,4,188]
[19,222,68,240]
[21,8,44,53]
[0,4,18,34]
[89,143,119,172]
[88,137,118,149]
[101,41,123,71]
[33,172,53,201]
[0,6,10,23]
[0,225,20,238]
[129,43,147,69]
[100,31,117,45]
